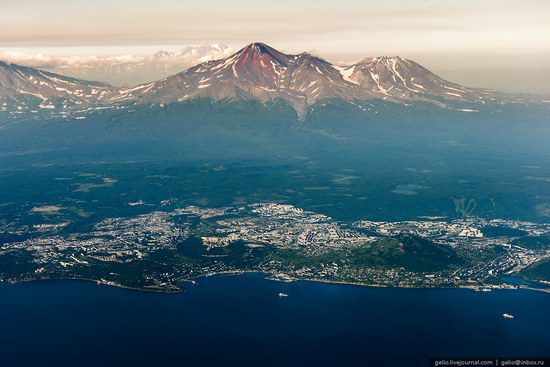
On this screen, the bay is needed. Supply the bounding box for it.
[1,274,549,367]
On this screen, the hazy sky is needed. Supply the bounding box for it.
[1,0,549,93]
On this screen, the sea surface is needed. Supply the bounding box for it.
[1,274,549,367]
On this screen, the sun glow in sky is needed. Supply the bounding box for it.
[2,0,549,92]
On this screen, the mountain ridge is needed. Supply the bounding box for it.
[1,42,546,120]
[0,60,116,117]
[113,42,511,118]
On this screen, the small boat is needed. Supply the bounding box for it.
[278,292,289,297]
[503,313,514,319]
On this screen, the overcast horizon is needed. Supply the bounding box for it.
[2,0,549,93]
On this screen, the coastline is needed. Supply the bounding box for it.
[4,276,182,294]
[275,276,550,294]
[3,271,550,295]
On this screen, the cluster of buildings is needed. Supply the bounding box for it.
[353,217,549,241]
[1,202,549,290]
[194,203,379,254]
[0,211,189,273]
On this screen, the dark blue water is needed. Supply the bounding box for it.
[1,274,549,367]
[501,275,549,289]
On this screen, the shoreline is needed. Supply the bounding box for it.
[3,272,550,295]
[4,276,182,294]
[271,276,550,294]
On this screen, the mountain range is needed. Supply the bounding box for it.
[0,42,545,120]
[0,44,234,87]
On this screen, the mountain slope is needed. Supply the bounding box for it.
[115,43,529,118]
[350,235,465,272]
[0,61,116,117]
[521,258,550,283]
[341,56,499,104]
[113,43,365,117]
[1,43,544,121]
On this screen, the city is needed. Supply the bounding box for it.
[1,203,549,292]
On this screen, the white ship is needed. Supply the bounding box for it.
[503,313,514,319]
[278,292,289,297]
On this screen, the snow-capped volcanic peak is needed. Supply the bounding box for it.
[346,56,492,103]
[193,42,291,89]
[112,43,510,118]
[119,43,371,117]
[153,43,232,62]
[229,43,289,84]
[0,42,526,120]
